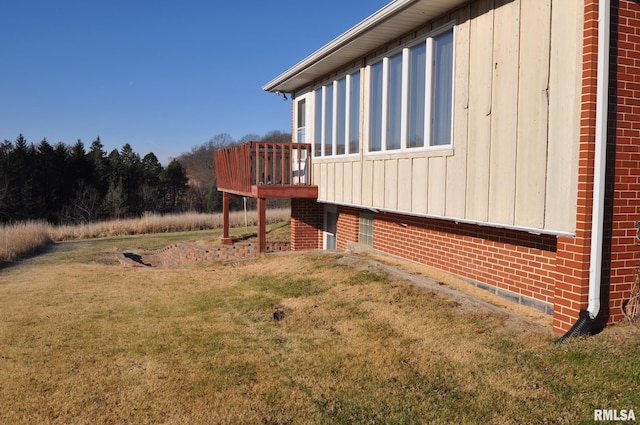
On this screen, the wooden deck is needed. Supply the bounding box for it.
[214,141,318,252]
[214,142,318,199]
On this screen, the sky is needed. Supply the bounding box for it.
[0,0,390,164]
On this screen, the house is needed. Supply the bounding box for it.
[215,0,640,335]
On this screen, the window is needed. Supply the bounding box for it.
[369,62,383,152]
[296,99,306,143]
[432,30,454,146]
[408,42,427,148]
[367,27,454,152]
[314,88,322,156]
[323,83,334,156]
[349,72,360,154]
[313,69,362,157]
[387,53,403,150]
[336,77,347,155]
[359,213,374,246]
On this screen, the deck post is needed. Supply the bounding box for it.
[258,197,266,253]
[222,191,233,245]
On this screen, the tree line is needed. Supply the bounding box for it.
[0,131,292,224]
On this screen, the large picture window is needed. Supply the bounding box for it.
[367,27,454,152]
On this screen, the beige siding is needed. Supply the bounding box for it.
[373,160,385,208]
[384,160,398,210]
[352,161,362,205]
[343,161,353,203]
[446,6,470,219]
[488,0,519,225]
[362,160,373,207]
[465,0,494,222]
[398,158,413,212]
[514,0,551,229]
[412,157,428,213]
[312,0,581,235]
[427,157,446,216]
[333,162,343,203]
[545,0,582,231]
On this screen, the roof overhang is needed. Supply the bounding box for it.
[263,0,468,94]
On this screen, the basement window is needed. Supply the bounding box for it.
[359,213,374,246]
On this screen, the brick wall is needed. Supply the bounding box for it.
[291,198,322,250]
[552,0,601,333]
[155,241,290,267]
[332,207,557,308]
[336,206,360,250]
[554,0,640,332]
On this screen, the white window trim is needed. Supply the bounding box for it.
[364,23,455,157]
[294,92,311,144]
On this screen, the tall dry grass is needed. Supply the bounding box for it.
[0,208,290,262]
[50,208,291,241]
[0,221,52,263]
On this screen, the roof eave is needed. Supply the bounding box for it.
[263,0,418,94]
[263,0,466,94]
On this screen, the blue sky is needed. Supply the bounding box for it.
[0,0,389,164]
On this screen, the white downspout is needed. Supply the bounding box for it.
[587,0,611,320]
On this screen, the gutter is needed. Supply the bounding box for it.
[559,0,610,342]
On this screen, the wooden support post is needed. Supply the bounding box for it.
[258,197,266,253]
[222,191,233,245]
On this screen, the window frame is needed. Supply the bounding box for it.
[358,212,374,247]
[364,24,455,155]
[312,67,362,158]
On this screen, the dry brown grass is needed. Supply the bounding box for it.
[50,209,291,241]
[0,209,290,262]
[0,221,52,263]
[1,233,639,424]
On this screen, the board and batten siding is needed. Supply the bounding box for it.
[311,0,582,235]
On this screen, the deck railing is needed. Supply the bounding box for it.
[214,142,313,195]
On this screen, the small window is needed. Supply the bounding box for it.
[296,99,306,143]
[359,213,374,246]
[349,72,361,154]
[431,30,454,146]
[387,53,403,150]
[369,61,384,152]
[314,88,322,156]
[336,77,347,155]
[323,83,334,156]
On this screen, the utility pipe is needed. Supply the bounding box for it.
[560,0,610,342]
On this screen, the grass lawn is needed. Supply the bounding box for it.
[0,230,639,424]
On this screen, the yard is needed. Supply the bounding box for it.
[0,230,639,424]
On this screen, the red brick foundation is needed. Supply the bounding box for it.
[291,198,322,250]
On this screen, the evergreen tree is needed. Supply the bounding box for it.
[162,159,188,211]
